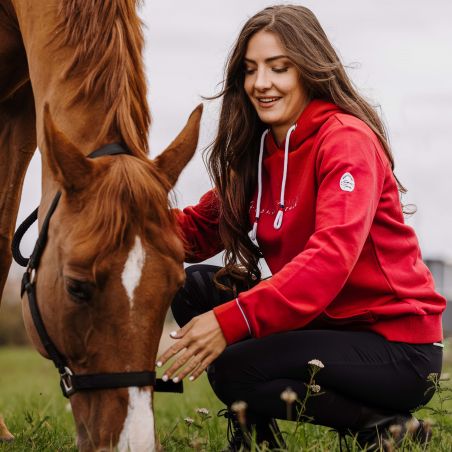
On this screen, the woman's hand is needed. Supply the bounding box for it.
[156,310,227,382]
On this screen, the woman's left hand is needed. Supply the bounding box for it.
[156,310,227,381]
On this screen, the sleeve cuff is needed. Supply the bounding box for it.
[213,299,252,344]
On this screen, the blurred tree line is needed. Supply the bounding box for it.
[0,276,30,345]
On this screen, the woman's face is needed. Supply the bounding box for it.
[244,30,308,145]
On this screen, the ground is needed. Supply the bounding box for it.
[0,334,451,451]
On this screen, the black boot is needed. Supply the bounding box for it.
[218,408,286,451]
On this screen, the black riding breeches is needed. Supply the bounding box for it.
[171,265,443,430]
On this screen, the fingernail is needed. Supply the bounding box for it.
[189,376,194,382]
[162,375,168,382]
[170,331,178,338]
[156,361,162,368]
[172,377,179,383]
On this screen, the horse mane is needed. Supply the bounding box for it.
[72,156,177,276]
[56,0,150,157]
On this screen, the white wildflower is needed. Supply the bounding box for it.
[184,417,194,425]
[405,418,420,435]
[280,387,298,404]
[389,424,402,439]
[231,401,248,413]
[308,359,325,369]
[231,401,248,425]
[196,408,209,416]
[309,384,321,393]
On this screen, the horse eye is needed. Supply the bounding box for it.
[65,278,95,303]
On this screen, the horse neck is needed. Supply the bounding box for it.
[12,0,148,196]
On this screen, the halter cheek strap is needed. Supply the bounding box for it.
[12,143,183,398]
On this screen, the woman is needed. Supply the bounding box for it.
[157,5,445,450]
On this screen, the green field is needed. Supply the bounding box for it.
[0,347,451,451]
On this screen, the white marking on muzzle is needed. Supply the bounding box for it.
[117,387,155,452]
[121,236,146,308]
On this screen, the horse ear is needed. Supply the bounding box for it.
[154,104,203,188]
[43,103,94,192]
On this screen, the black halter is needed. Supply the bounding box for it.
[12,143,182,398]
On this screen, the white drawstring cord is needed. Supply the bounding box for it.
[273,124,296,230]
[248,129,269,247]
[248,124,296,245]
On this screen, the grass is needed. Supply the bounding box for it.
[0,346,451,451]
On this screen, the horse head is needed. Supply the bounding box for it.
[21,104,203,451]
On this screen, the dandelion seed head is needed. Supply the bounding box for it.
[280,387,298,403]
[308,359,325,369]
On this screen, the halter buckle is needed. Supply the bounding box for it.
[61,367,75,397]
[26,266,37,284]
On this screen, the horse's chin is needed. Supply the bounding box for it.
[71,387,155,452]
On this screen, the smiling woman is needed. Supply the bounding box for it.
[243,31,309,145]
[157,4,446,452]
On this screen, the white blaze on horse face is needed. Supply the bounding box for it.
[117,387,155,452]
[121,236,146,308]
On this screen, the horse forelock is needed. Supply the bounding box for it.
[68,156,176,278]
[56,0,150,158]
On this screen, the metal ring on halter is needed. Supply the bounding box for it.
[61,366,75,397]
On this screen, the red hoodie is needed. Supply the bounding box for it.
[176,99,446,345]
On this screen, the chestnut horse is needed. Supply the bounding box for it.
[0,0,201,450]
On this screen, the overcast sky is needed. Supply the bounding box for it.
[10,0,452,283]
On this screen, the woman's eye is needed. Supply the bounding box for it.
[66,278,95,303]
[244,67,256,75]
[272,67,289,73]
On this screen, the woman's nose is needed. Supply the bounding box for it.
[254,68,272,91]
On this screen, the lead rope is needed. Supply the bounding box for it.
[248,125,296,246]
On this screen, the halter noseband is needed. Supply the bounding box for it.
[12,143,182,398]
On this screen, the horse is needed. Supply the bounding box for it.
[0,1,202,450]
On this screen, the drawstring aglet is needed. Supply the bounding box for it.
[248,219,260,247]
[273,205,284,230]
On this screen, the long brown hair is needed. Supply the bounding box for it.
[208,4,405,284]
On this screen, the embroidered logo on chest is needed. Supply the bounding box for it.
[340,172,355,192]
